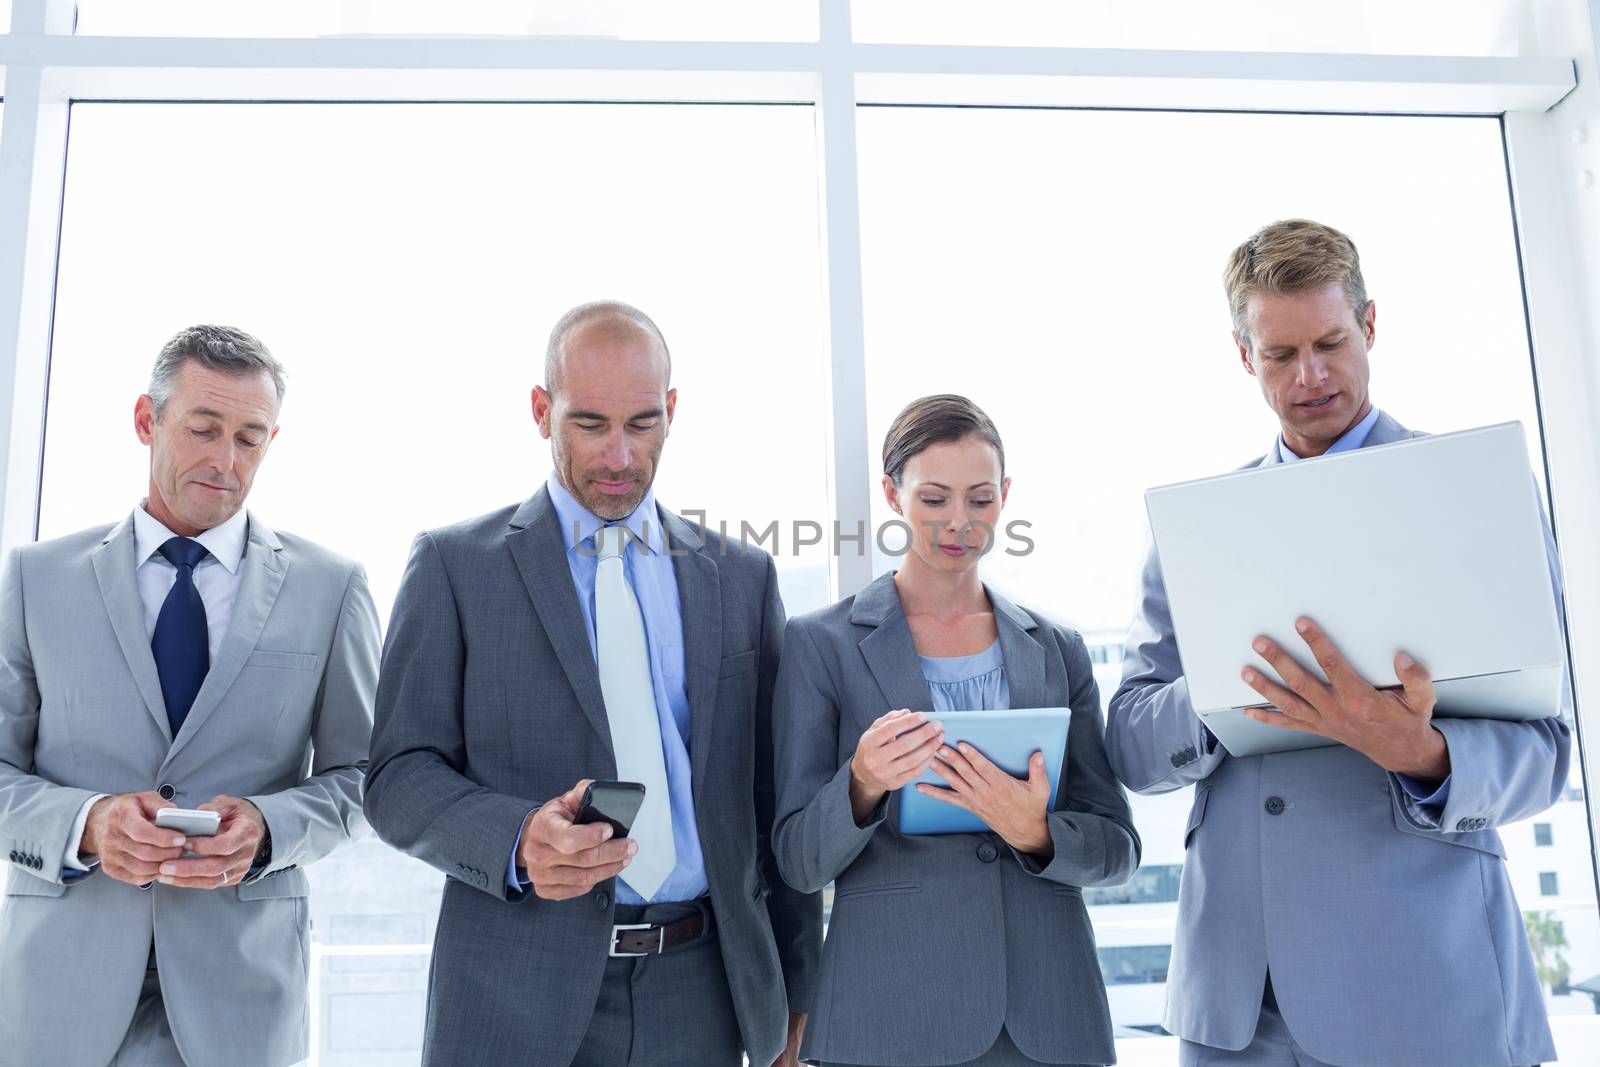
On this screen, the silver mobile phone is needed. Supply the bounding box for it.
[154,808,221,837]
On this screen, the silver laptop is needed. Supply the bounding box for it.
[1145,422,1564,757]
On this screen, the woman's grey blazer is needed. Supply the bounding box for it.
[772,572,1140,1067]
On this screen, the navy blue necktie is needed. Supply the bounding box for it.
[152,537,210,737]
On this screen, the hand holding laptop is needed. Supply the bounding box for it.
[1240,616,1449,781]
[1145,423,1564,756]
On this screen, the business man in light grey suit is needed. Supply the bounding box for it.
[0,325,379,1067]
[364,300,820,1067]
[1107,219,1570,1067]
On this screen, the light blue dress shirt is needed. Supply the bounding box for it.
[508,474,708,903]
[913,643,1053,1067]
[1275,402,1382,464]
[920,639,1010,713]
[1275,405,1451,809]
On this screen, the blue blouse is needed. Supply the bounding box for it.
[918,639,1010,712]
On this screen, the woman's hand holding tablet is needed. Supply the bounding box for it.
[847,708,944,825]
[919,744,1053,856]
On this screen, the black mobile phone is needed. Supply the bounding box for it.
[575,781,646,838]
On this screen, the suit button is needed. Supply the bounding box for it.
[595,891,611,910]
[977,842,999,863]
[1264,796,1286,816]
[157,784,175,800]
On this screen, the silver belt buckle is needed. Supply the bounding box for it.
[609,922,663,958]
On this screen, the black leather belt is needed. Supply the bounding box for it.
[609,907,715,957]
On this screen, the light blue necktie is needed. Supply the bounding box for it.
[593,525,675,899]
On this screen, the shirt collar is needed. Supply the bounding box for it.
[1277,404,1383,464]
[133,502,249,574]
[545,473,664,557]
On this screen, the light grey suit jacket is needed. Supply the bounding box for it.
[773,573,1140,1066]
[1106,411,1570,1067]
[0,511,379,1067]
[363,488,822,1067]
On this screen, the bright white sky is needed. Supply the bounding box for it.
[42,103,833,617]
[856,108,1541,635]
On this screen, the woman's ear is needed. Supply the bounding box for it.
[881,473,903,515]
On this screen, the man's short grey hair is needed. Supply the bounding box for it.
[544,300,671,395]
[148,325,287,420]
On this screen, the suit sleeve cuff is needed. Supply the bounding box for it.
[822,759,888,869]
[1395,773,1451,808]
[62,793,108,875]
[508,807,536,892]
[1009,812,1108,885]
[1390,773,1450,830]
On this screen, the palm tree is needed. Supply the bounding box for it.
[1524,911,1571,994]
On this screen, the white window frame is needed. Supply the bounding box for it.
[2,0,1598,899]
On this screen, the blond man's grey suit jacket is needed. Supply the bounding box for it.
[1106,412,1570,1067]
[0,512,379,1067]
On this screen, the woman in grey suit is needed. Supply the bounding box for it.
[772,395,1140,1067]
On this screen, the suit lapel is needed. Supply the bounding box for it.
[988,587,1047,710]
[661,508,721,802]
[1364,409,1412,447]
[164,515,286,764]
[1262,408,1409,467]
[90,515,173,744]
[852,574,1050,713]
[851,575,936,717]
[505,487,615,761]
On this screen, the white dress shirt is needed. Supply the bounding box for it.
[64,503,250,871]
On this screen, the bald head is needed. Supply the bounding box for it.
[531,300,678,520]
[545,300,671,397]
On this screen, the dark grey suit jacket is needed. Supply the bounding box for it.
[773,573,1139,1066]
[364,487,821,1066]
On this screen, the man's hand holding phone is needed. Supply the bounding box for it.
[79,791,186,887]
[156,796,268,890]
[519,779,639,901]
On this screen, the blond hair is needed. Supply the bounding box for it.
[1224,219,1370,350]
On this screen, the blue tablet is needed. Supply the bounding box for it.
[896,707,1072,836]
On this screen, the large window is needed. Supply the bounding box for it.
[851,0,1548,55]
[4,6,1600,1067]
[73,0,818,40]
[1100,943,1174,986]
[1086,864,1183,907]
[41,102,832,623]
